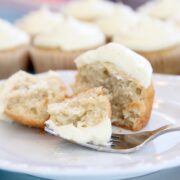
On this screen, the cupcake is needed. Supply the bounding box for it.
[138,0,180,21]
[2,70,67,128]
[64,0,115,22]
[30,17,106,72]
[112,16,180,74]
[96,4,138,41]
[46,87,112,145]
[16,6,63,39]
[73,43,154,131]
[0,19,30,79]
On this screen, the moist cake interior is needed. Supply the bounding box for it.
[74,62,149,130]
[49,88,110,128]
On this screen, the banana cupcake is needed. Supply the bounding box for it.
[138,0,180,21]
[96,4,138,41]
[0,19,30,79]
[113,16,180,74]
[16,6,63,39]
[73,43,154,131]
[1,70,67,128]
[30,17,106,72]
[64,0,115,22]
[46,87,112,145]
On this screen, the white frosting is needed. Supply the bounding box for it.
[34,17,105,51]
[113,16,180,51]
[96,5,138,37]
[16,6,63,36]
[0,19,29,50]
[75,43,152,88]
[46,117,111,145]
[138,0,180,20]
[64,0,115,21]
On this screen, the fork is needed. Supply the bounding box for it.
[45,124,180,153]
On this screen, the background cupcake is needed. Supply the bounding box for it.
[16,6,63,39]
[30,17,106,72]
[64,0,115,22]
[96,4,138,41]
[113,16,180,74]
[0,18,30,79]
[138,0,180,21]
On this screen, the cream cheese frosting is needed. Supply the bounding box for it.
[96,4,138,37]
[34,17,105,51]
[0,19,29,50]
[16,6,63,36]
[138,0,180,20]
[113,16,180,52]
[64,0,115,21]
[75,43,152,88]
[46,117,111,145]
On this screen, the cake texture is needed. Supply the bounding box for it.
[30,17,105,72]
[3,71,67,128]
[46,87,112,145]
[73,43,154,131]
[0,19,30,79]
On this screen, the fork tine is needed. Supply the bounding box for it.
[112,133,125,136]
[111,141,131,149]
[111,133,125,139]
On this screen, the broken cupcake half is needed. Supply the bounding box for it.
[45,87,112,145]
[1,70,67,128]
[73,43,155,131]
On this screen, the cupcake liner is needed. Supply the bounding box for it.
[30,46,86,73]
[0,46,29,79]
[137,45,180,74]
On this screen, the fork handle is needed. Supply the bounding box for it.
[153,124,180,135]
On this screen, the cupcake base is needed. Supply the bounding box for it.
[137,45,180,74]
[30,46,86,73]
[0,46,29,79]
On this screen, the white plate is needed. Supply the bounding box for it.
[0,71,180,180]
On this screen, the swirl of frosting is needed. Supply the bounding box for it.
[113,16,180,52]
[34,17,105,51]
[16,6,63,36]
[138,0,180,20]
[64,0,115,21]
[0,19,30,50]
[96,5,138,37]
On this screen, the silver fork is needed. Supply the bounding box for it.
[45,124,180,153]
